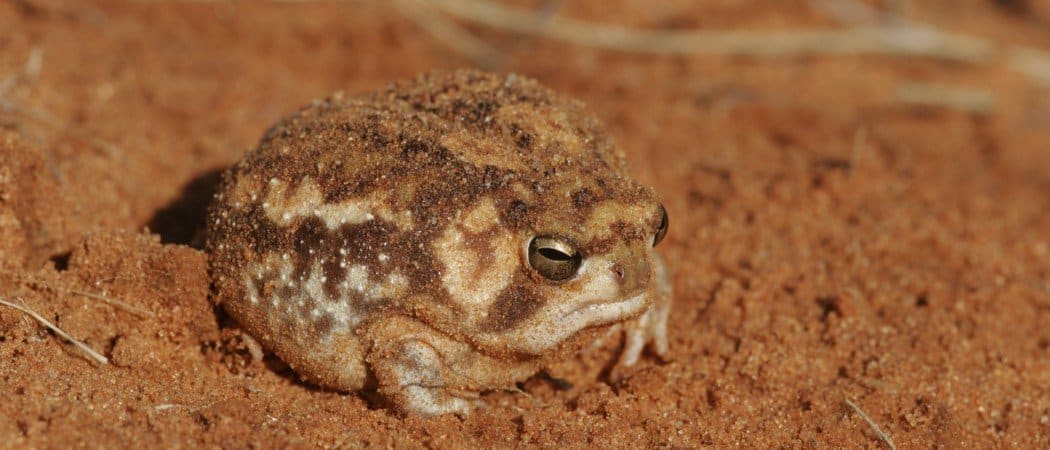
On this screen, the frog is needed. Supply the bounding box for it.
[206,70,672,416]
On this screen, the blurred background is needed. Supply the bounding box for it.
[1,1,1048,447]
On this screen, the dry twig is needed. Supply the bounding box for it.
[420,0,1050,86]
[1,270,156,318]
[844,397,897,450]
[808,0,1050,85]
[0,297,109,365]
[1008,46,1050,84]
[393,0,566,68]
[427,0,992,62]
[63,287,156,318]
[394,0,502,67]
[896,82,995,114]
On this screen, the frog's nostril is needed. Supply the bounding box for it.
[613,264,625,279]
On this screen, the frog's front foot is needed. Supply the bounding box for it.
[615,253,672,372]
[371,339,479,416]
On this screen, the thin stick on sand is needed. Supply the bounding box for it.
[61,287,156,319]
[0,297,110,365]
[844,397,896,450]
[0,270,156,319]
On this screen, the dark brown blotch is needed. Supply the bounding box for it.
[483,285,544,332]
[507,122,534,149]
[311,313,335,339]
[571,188,596,209]
[502,200,529,228]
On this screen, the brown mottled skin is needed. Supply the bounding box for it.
[207,70,671,416]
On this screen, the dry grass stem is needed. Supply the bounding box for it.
[0,297,109,365]
[810,0,1049,84]
[425,0,1050,86]
[64,288,156,318]
[1008,46,1050,84]
[394,0,502,68]
[844,397,896,450]
[1,271,156,318]
[428,0,992,62]
[895,82,995,114]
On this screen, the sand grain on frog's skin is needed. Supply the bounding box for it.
[207,70,672,415]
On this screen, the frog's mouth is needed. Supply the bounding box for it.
[474,258,653,356]
[501,290,649,356]
[559,291,648,326]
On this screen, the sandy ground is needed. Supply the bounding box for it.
[1,0,1048,448]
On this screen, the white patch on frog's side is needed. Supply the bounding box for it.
[242,253,410,342]
[244,272,262,305]
[302,260,340,324]
[263,178,373,229]
[342,264,408,301]
[261,177,415,231]
[382,272,409,299]
[243,256,341,336]
[344,264,370,294]
[479,258,649,355]
[433,199,517,316]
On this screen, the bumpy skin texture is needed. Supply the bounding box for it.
[207,70,672,416]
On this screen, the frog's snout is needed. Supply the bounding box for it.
[610,250,652,294]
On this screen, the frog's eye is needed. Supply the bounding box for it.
[653,205,668,247]
[528,236,582,281]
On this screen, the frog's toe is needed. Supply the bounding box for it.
[400,384,477,417]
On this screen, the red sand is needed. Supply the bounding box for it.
[1,1,1047,447]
